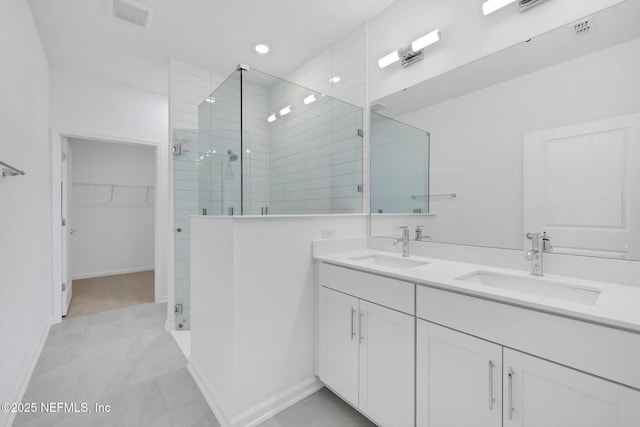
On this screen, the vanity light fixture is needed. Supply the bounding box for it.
[482,0,516,15]
[255,43,270,54]
[279,106,292,116]
[483,0,550,15]
[377,29,441,69]
[329,76,341,83]
[267,113,277,123]
[378,50,401,69]
[303,94,317,105]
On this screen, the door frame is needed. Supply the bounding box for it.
[50,128,168,324]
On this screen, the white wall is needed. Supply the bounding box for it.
[367,0,624,101]
[396,38,640,249]
[51,68,170,302]
[51,69,168,143]
[0,1,51,425]
[189,215,367,426]
[69,139,155,279]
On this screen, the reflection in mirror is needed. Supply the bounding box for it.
[370,112,430,214]
[369,0,640,260]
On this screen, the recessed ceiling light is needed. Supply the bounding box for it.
[303,94,317,105]
[205,97,215,103]
[267,114,277,123]
[329,76,341,83]
[255,44,270,54]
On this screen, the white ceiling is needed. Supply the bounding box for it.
[27,0,397,95]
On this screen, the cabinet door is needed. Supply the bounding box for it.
[416,321,502,427]
[359,300,415,427]
[317,286,360,407]
[504,348,640,427]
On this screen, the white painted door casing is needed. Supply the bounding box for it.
[61,139,73,315]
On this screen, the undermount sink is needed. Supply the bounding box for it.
[457,271,601,305]
[350,254,430,270]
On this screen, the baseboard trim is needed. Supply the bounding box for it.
[238,377,323,427]
[188,360,233,427]
[188,360,322,427]
[72,266,154,280]
[0,321,50,427]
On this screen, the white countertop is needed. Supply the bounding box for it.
[314,248,640,333]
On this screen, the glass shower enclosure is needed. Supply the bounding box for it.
[172,66,364,329]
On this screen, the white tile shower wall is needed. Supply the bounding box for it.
[242,81,271,215]
[285,25,367,108]
[169,59,225,329]
[277,24,368,215]
[268,82,363,214]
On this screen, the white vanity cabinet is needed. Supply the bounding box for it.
[417,320,640,427]
[503,349,640,427]
[416,321,502,427]
[416,285,640,427]
[317,263,415,427]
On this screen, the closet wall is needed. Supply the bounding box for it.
[69,138,155,279]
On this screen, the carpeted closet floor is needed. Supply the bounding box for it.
[66,270,155,317]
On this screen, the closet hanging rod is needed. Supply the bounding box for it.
[1,160,26,176]
[411,193,456,199]
[73,182,154,189]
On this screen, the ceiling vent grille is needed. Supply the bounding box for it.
[571,17,597,37]
[109,0,153,29]
[518,0,550,13]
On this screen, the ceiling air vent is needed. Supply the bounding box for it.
[109,0,153,29]
[570,17,597,37]
[518,0,550,13]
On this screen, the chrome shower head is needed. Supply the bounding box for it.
[227,149,238,162]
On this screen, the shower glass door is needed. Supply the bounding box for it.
[172,71,241,330]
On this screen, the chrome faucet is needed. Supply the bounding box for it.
[415,225,431,241]
[525,232,551,276]
[394,226,410,257]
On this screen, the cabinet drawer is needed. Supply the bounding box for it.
[318,262,415,315]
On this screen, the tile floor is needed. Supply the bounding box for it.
[67,271,154,317]
[13,303,374,427]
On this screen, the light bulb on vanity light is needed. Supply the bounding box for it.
[279,106,292,116]
[378,50,400,69]
[482,0,517,15]
[411,29,440,52]
[303,94,317,105]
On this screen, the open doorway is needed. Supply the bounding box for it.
[62,137,157,317]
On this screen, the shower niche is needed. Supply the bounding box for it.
[172,66,364,329]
